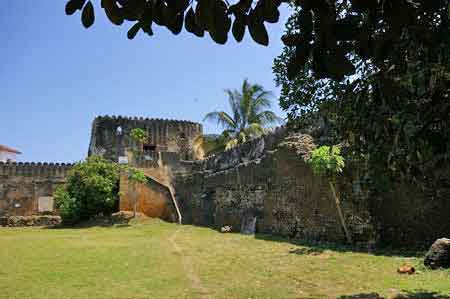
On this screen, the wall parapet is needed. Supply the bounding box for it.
[0,161,73,178]
[94,115,202,127]
[194,126,288,173]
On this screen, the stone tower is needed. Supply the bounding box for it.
[88,115,203,162]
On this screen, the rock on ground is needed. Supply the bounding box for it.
[424,238,450,269]
[220,226,232,233]
[111,211,148,224]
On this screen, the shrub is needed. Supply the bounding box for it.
[54,187,80,224]
[55,156,121,225]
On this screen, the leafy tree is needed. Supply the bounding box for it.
[55,155,121,224]
[308,145,351,243]
[274,2,450,192]
[200,79,282,153]
[65,1,449,82]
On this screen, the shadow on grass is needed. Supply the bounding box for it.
[336,291,450,299]
[255,233,425,258]
[394,291,450,299]
[43,218,132,229]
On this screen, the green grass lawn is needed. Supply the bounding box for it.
[0,220,448,299]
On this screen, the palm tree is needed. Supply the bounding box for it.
[196,79,282,156]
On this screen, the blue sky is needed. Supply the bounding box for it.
[0,1,290,163]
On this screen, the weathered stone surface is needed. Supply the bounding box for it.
[0,215,61,227]
[111,211,134,224]
[119,171,178,222]
[0,162,71,216]
[278,133,316,162]
[175,128,378,245]
[88,115,203,162]
[424,238,450,269]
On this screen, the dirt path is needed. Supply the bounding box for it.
[169,227,210,299]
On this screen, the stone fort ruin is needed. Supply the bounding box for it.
[1,115,449,248]
[88,115,203,162]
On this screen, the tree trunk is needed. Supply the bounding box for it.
[329,181,352,244]
[132,183,137,218]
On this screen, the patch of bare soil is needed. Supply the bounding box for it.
[169,227,210,299]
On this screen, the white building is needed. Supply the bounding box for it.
[0,144,21,162]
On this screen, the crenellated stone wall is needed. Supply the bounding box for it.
[88,115,203,162]
[0,162,73,216]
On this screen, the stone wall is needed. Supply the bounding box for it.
[119,173,178,222]
[118,150,182,222]
[88,115,203,162]
[173,127,450,247]
[370,166,450,247]
[174,128,376,245]
[0,162,72,216]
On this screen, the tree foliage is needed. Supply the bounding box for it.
[65,1,450,81]
[308,145,344,178]
[274,1,450,191]
[65,0,282,46]
[130,128,148,145]
[199,79,282,154]
[127,167,147,184]
[55,155,121,224]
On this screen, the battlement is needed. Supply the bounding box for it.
[0,161,73,178]
[196,126,288,172]
[94,115,202,126]
[89,115,203,162]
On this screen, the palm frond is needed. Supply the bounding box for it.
[193,135,226,157]
[225,89,242,128]
[244,123,266,137]
[225,138,239,150]
[204,79,281,152]
[203,111,237,130]
[253,111,284,126]
[254,92,273,109]
[238,131,247,143]
[239,83,253,130]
